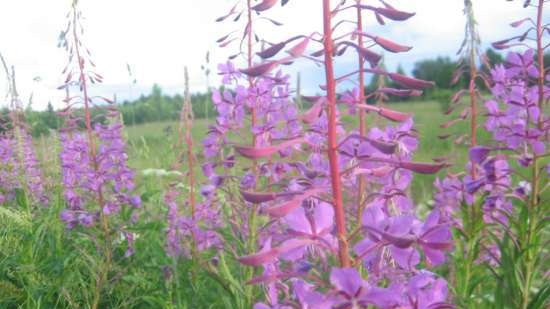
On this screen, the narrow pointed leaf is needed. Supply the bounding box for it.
[356,103,380,113]
[346,134,397,154]
[354,166,393,177]
[257,42,286,59]
[216,33,232,43]
[216,3,238,22]
[398,161,448,174]
[240,190,279,203]
[511,17,531,28]
[238,248,280,266]
[379,0,396,9]
[234,138,302,159]
[375,12,385,25]
[378,107,412,122]
[310,49,325,57]
[389,73,435,89]
[342,42,382,67]
[252,0,278,12]
[300,100,324,123]
[378,88,422,97]
[238,239,313,266]
[440,118,463,129]
[374,36,412,53]
[262,188,323,218]
[366,138,397,154]
[239,61,279,77]
[451,89,467,104]
[302,95,323,103]
[265,17,283,26]
[287,37,310,57]
[367,6,415,21]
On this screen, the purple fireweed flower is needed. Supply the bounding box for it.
[513,180,532,197]
[280,200,336,261]
[123,231,135,257]
[482,195,513,225]
[251,239,295,309]
[164,190,222,258]
[0,136,19,203]
[20,132,48,204]
[328,267,396,309]
[368,118,418,158]
[218,61,241,85]
[356,205,452,269]
[433,175,464,224]
[0,131,47,205]
[59,121,140,229]
[400,271,450,309]
[241,172,257,189]
[505,49,538,79]
[484,51,548,160]
[254,302,292,309]
[293,279,332,309]
[340,87,360,114]
[469,146,492,164]
[464,155,511,202]
[481,155,511,191]
[477,242,501,267]
[165,191,187,257]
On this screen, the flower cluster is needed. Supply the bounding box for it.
[0,130,47,206]
[435,49,549,226]
[165,190,222,258]
[59,123,140,229]
[57,1,140,260]
[0,135,18,204]
[189,1,455,308]
[204,67,301,160]
[432,44,549,306]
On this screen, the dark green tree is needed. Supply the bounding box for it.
[412,57,458,89]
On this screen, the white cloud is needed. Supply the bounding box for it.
[0,0,545,110]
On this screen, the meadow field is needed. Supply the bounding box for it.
[1,100,479,308]
[2,0,549,308]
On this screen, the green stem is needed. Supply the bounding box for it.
[245,204,258,308]
[521,1,545,307]
[460,199,480,306]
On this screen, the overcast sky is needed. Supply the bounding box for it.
[0,0,545,110]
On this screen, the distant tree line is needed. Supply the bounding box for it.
[0,84,216,136]
[4,49,549,137]
[117,84,215,127]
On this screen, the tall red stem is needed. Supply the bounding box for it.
[183,68,196,218]
[521,2,544,308]
[356,0,367,221]
[535,0,545,128]
[468,50,477,180]
[531,0,544,209]
[322,0,350,267]
[247,0,257,148]
[72,5,110,309]
[464,0,478,180]
[356,1,366,137]
[245,2,259,305]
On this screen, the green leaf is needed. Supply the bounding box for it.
[15,188,28,210]
[528,283,550,309]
